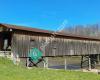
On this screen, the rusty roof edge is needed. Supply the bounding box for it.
[0,23,100,41]
[0,23,53,34]
[56,32,100,41]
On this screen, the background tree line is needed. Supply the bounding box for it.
[61,24,100,38]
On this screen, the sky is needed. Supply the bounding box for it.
[0,0,100,31]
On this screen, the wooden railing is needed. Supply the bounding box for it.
[0,51,12,58]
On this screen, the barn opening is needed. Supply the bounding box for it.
[0,32,12,51]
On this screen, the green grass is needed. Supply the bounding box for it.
[0,57,100,80]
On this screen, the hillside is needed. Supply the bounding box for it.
[0,57,100,80]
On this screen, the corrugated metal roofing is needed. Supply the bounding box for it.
[0,23,53,34]
[0,23,100,41]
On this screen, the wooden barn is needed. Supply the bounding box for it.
[0,23,100,69]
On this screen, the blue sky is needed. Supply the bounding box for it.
[0,0,100,31]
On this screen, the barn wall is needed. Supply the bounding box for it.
[11,31,100,57]
[11,32,30,57]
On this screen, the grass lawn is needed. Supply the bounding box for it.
[0,57,100,80]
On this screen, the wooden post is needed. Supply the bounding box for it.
[81,56,83,68]
[88,57,91,70]
[43,57,48,68]
[46,57,48,68]
[64,57,67,70]
[43,58,46,68]
[26,57,29,67]
[43,61,46,68]
[97,54,100,64]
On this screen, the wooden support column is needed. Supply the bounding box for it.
[88,57,91,70]
[43,61,46,68]
[26,57,29,67]
[46,57,48,68]
[43,57,48,68]
[81,56,83,68]
[97,54,100,64]
[64,57,67,70]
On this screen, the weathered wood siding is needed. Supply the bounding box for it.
[11,31,100,57]
[12,32,30,57]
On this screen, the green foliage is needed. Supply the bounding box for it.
[0,57,100,80]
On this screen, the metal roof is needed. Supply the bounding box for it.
[0,23,53,34]
[0,23,100,41]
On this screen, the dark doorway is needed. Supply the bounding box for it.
[0,32,12,51]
